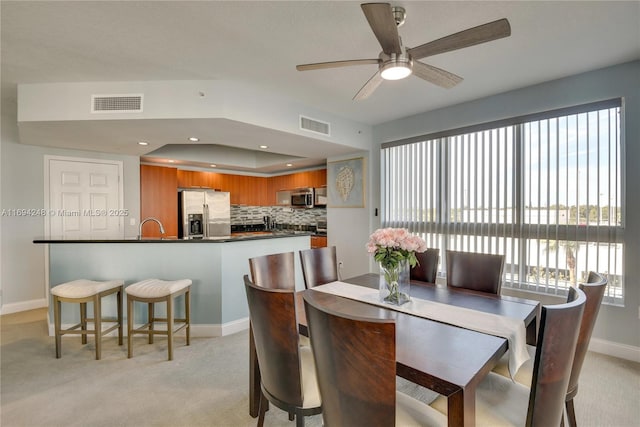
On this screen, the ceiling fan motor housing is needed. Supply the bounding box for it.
[391,6,406,27]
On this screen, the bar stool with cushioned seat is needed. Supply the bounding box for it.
[125,278,191,360]
[50,279,124,360]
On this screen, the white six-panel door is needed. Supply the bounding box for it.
[46,156,124,239]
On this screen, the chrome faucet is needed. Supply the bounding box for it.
[138,217,165,239]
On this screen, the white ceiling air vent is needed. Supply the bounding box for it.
[91,94,143,113]
[300,115,330,136]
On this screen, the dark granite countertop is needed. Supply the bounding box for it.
[33,231,313,244]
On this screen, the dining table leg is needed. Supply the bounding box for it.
[447,387,475,427]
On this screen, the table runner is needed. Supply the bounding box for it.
[312,281,530,378]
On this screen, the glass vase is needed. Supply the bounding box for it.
[379,259,411,305]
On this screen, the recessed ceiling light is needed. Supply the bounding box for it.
[210,164,217,168]
[259,145,268,149]
[137,141,149,146]
[188,137,200,142]
[168,160,175,163]
[286,163,293,167]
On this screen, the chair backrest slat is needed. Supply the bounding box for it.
[445,250,505,294]
[244,275,302,406]
[299,246,339,289]
[567,271,608,398]
[304,291,396,427]
[410,248,439,283]
[249,252,295,289]
[527,287,586,426]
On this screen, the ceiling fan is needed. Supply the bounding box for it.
[296,2,511,100]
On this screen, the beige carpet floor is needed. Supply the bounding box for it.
[1,308,639,427]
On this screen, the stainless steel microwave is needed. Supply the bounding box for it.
[291,188,314,208]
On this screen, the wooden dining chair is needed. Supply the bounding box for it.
[493,271,608,427]
[303,290,447,427]
[244,275,321,427]
[249,251,310,347]
[430,287,587,426]
[564,271,608,426]
[445,249,505,294]
[410,248,440,283]
[249,250,312,356]
[249,252,296,290]
[299,246,340,289]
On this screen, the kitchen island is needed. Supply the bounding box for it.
[34,233,311,337]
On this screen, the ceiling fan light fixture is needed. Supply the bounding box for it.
[379,52,412,80]
[380,60,412,80]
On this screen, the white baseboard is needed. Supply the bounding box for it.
[33,313,640,363]
[47,317,251,338]
[220,317,250,336]
[589,337,640,363]
[0,298,48,315]
[188,318,250,337]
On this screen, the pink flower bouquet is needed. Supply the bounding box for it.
[367,228,426,305]
[366,227,427,270]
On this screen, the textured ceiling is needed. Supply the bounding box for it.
[2,1,639,173]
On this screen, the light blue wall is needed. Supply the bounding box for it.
[372,60,640,349]
[0,104,141,312]
[219,237,309,323]
[326,151,373,280]
[45,236,310,327]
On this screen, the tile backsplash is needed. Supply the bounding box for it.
[231,205,326,228]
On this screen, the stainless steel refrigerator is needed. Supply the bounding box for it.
[178,190,231,239]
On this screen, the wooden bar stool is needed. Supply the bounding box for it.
[125,279,191,360]
[50,279,124,360]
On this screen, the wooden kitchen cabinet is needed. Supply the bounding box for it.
[219,174,269,205]
[270,169,326,191]
[177,170,269,205]
[176,170,223,190]
[175,168,326,206]
[268,169,327,205]
[311,235,327,248]
[298,169,327,188]
[140,165,178,238]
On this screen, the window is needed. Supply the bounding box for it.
[381,99,624,304]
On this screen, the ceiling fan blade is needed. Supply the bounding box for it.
[412,61,463,89]
[296,59,379,71]
[361,3,402,55]
[353,71,384,100]
[408,18,511,60]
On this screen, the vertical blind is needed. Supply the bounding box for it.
[381,99,624,304]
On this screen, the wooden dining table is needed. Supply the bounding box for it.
[248,274,540,427]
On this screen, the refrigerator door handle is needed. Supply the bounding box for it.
[203,204,209,238]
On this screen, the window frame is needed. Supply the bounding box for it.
[380,98,625,304]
